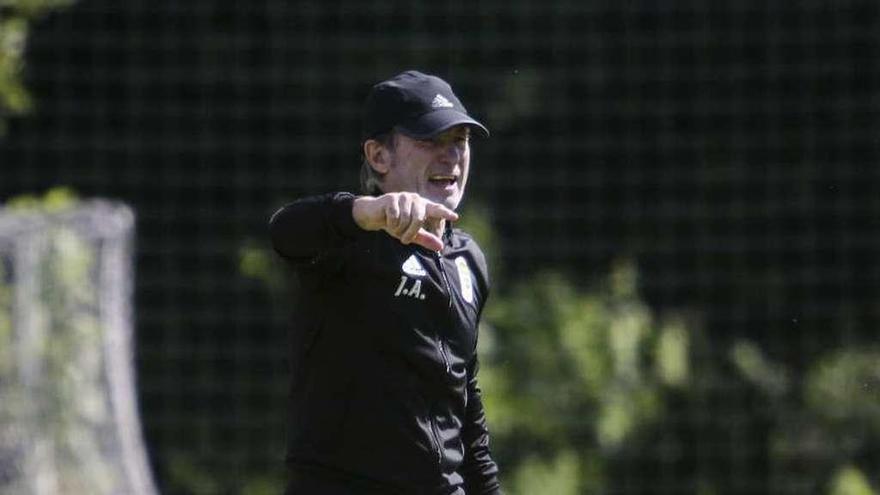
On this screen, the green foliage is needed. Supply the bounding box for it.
[479,261,692,494]
[165,452,221,495]
[0,17,32,119]
[457,202,501,274]
[509,450,582,495]
[0,0,75,134]
[806,349,880,429]
[729,339,880,493]
[164,450,285,495]
[239,242,285,292]
[5,185,78,211]
[828,465,876,495]
[730,339,790,398]
[240,473,285,495]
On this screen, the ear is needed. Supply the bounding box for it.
[363,139,391,174]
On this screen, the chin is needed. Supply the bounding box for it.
[437,195,461,211]
[422,189,459,210]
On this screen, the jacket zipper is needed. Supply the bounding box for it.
[433,253,453,375]
[438,340,451,374]
[434,252,453,311]
[430,408,443,465]
[430,251,455,466]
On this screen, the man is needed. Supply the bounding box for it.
[269,70,501,495]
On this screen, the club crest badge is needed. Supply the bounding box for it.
[455,257,474,304]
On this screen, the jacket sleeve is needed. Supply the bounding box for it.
[268,192,362,264]
[460,355,502,494]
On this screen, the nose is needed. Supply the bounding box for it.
[440,142,461,164]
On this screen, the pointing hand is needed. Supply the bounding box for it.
[352,193,459,252]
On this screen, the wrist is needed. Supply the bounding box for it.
[352,196,377,231]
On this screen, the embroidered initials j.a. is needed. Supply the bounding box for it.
[394,275,426,300]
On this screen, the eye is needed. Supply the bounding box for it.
[441,132,469,146]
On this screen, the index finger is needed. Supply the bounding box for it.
[424,201,459,222]
[413,229,444,252]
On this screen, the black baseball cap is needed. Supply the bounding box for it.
[362,70,489,141]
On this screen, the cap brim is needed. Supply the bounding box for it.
[396,109,490,139]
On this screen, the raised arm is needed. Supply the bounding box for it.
[268,192,362,263]
[269,191,460,263]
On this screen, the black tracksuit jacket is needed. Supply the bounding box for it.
[269,192,501,495]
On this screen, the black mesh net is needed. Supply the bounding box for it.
[1,1,878,493]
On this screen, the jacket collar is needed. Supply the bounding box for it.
[443,221,455,247]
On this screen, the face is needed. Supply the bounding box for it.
[379,125,471,210]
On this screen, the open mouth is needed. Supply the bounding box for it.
[428,174,457,187]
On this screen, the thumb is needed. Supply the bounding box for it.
[413,229,443,252]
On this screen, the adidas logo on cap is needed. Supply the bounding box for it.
[431,94,454,109]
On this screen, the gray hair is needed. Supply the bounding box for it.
[359,131,396,196]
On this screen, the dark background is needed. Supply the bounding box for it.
[2,0,879,493]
